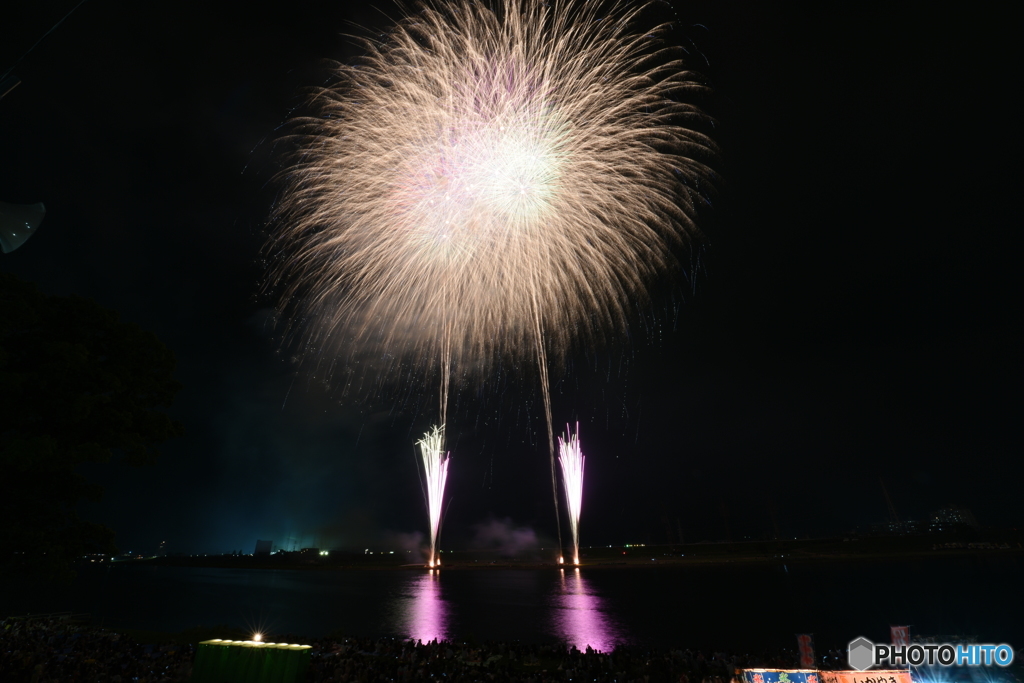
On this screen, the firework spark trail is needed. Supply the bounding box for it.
[268,0,716,552]
[531,287,563,560]
[417,425,450,567]
[558,423,585,565]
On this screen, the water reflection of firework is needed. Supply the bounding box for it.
[417,426,450,568]
[558,424,585,565]
[404,570,449,643]
[553,568,624,652]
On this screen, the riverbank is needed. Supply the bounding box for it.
[109,532,1024,571]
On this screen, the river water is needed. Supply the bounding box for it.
[7,557,1021,652]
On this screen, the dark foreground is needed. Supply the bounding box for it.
[5,616,1023,683]
[0,615,850,683]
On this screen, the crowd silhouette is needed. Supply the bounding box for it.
[3,616,1000,683]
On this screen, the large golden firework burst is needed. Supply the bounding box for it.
[268,0,717,382]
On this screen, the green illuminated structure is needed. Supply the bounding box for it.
[191,639,312,683]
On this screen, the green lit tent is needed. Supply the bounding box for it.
[191,639,312,683]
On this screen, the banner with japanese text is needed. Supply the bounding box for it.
[819,670,912,683]
[890,626,910,646]
[797,635,815,668]
[742,669,819,683]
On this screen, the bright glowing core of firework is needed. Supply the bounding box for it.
[406,112,565,252]
[558,423,585,565]
[418,426,450,568]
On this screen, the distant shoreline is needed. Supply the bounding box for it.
[97,542,1024,572]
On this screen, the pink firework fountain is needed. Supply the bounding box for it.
[558,423,585,565]
[417,426,450,568]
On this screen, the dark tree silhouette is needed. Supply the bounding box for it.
[0,273,183,582]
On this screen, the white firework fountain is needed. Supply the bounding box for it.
[417,425,450,568]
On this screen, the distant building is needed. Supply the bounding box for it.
[299,547,320,556]
[868,520,925,535]
[254,539,273,556]
[930,506,979,529]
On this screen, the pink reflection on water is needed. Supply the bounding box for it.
[552,568,623,653]
[403,570,449,643]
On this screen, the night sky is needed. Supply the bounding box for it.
[1,2,1019,556]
